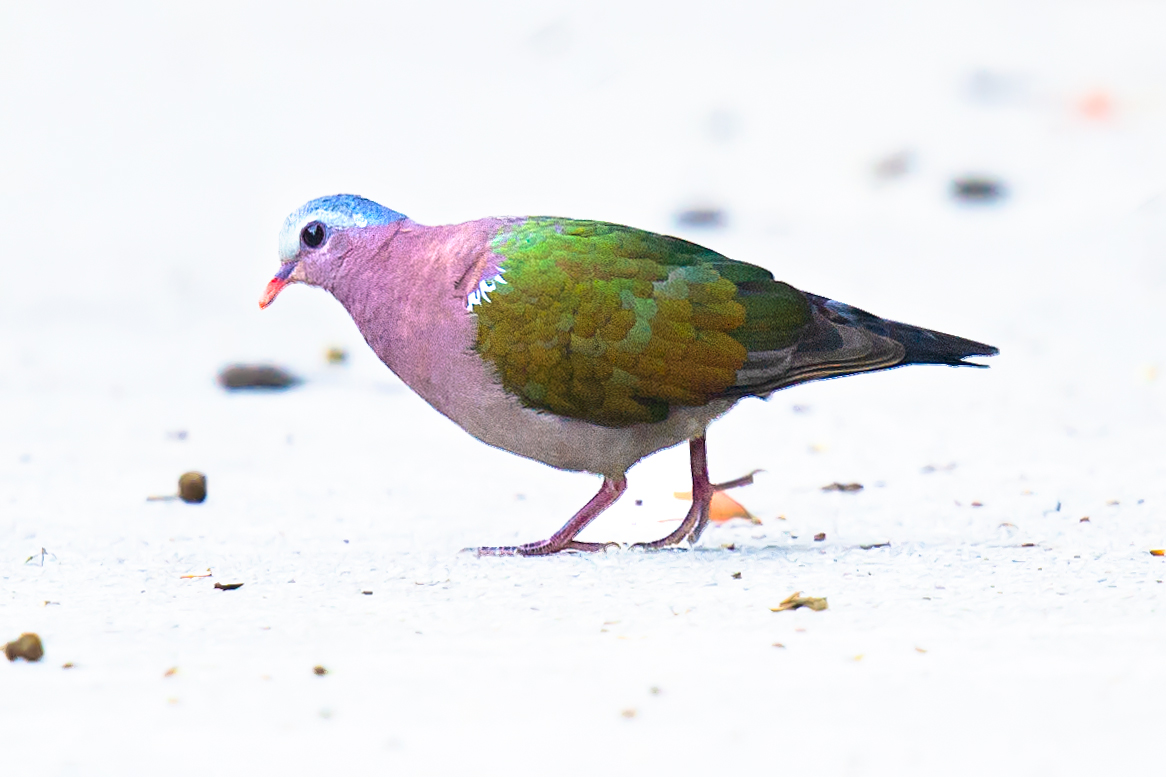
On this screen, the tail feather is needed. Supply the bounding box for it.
[720,292,998,399]
[808,294,999,367]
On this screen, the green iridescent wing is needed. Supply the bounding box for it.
[472,218,811,426]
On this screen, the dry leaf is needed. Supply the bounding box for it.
[180,569,212,579]
[814,532,826,542]
[163,667,178,677]
[214,582,244,591]
[1151,549,1165,557]
[821,482,863,493]
[672,490,759,524]
[770,592,828,612]
[313,665,328,676]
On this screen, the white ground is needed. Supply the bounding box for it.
[2,2,1165,774]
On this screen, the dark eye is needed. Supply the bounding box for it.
[301,221,326,248]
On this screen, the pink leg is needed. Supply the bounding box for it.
[475,476,627,557]
[634,437,713,549]
[635,435,756,549]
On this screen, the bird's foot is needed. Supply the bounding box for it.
[472,540,619,557]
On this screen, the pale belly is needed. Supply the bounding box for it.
[454,378,736,477]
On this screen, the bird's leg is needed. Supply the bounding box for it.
[474,476,627,557]
[633,436,713,550]
[633,437,761,549]
[689,468,762,544]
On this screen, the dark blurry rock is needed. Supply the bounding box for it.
[814,532,826,541]
[873,150,914,180]
[218,364,300,390]
[325,347,348,365]
[4,633,44,662]
[822,482,863,492]
[178,472,207,503]
[675,208,726,228]
[214,582,243,591]
[952,177,1006,203]
[313,665,328,676]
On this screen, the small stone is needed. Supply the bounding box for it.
[814,532,826,541]
[952,177,1006,202]
[313,665,328,676]
[178,472,207,503]
[674,208,725,229]
[325,347,348,365]
[218,364,300,390]
[4,633,44,662]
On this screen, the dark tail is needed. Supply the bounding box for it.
[806,294,998,367]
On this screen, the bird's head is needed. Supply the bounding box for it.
[260,194,408,308]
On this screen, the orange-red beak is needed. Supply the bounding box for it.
[259,263,297,309]
[259,277,288,309]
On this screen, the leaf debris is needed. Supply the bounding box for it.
[770,592,828,612]
[821,482,863,492]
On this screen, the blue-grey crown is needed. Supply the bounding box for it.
[279,195,407,261]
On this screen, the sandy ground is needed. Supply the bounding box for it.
[2,2,1165,774]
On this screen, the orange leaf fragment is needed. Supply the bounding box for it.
[770,592,828,612]
[672,490,760,524]
[1151,549,1165,557]
[180,569,212,579]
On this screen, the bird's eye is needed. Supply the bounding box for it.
[301,221,326,248]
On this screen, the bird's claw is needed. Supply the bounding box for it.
[469,540,620,557]
[711,469,764,492]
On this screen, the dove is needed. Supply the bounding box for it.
[261,195,997,555]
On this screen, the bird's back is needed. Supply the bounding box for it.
[471,217,996,428]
